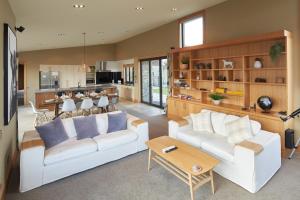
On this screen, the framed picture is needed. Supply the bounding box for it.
[3,23,17,125]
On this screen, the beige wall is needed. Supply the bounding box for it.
[0,0,17,188]
[19,44,116,102]
[115,21,179,60]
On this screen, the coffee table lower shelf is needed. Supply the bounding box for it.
[148,150,215,200]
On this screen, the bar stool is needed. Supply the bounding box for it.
[97,96,109,113]
[80,98,94,115]
[61,99,76,118]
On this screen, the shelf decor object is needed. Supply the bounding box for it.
[169,30,292,155]
[257,96,273,113]
[209,93,225,105]
[254,58,263,69]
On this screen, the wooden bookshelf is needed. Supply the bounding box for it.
[169,30,292,154]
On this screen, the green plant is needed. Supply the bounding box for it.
[269,42,284,62]
[209,93,225,100]
[181,56,189,64]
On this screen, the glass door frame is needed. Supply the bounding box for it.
[140,56,167,108]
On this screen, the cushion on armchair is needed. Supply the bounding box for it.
[36,118,69,149]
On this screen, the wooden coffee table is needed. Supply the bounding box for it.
[146,136,219,200]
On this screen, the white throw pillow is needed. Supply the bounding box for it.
[211,112,227,136]
[61,117,77,138]
[226,116,253,144]
[250,120,262,135]
[190,112,213,133]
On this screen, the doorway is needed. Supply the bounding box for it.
[140,57,168,108]
[17,64,25,106]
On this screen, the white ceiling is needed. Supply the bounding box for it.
[9,0,226,52]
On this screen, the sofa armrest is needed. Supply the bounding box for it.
[168,118,192,139]
[233,132,281,193]
[20,130,45,192]
[127,117,149,151]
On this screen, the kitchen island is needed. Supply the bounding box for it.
[35,84,117,110]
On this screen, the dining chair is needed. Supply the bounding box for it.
[80,98,94,115]
[97,96,109,113]
[61,99,76,118]
[109,96,118,111]
[29,101,49,126]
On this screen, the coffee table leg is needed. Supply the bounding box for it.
[210,170,215,194]
[148,149,152,172]
[188,173,194,200]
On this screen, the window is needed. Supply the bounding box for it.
[123,64,134,85]
[180,15,204,47]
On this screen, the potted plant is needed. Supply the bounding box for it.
[209,93,225,105]
[180,56,189,70]
[269,42,284,63]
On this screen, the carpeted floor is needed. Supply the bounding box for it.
[7,102,300,200]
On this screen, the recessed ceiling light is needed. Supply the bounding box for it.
[97,31,104,34]
[135,6,143,10]
[58,33,64,36]
[73,4,85,8]
[171,8,178,12]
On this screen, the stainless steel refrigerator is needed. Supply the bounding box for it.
[39,71,60,89]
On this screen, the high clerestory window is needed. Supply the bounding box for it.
[180,13,204,47]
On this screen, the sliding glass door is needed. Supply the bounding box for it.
[141,57,168,108]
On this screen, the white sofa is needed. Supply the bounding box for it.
[168,109,281,193]
[20,111,149,192]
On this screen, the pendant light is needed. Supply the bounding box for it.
[82,32,87,71]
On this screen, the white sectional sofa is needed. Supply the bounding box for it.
[20,112,149,192]
[168,109,281,193]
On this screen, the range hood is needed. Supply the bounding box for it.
[95,61,110,72]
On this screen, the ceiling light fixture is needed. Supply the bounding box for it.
[135,6,144,10]
[171,8,178,12]
[58,33,64,36]
[73,4,85,8]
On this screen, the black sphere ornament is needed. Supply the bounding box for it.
[257,96,273,113]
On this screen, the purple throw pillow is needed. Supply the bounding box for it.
[107,112,127,133]
[73,115,99,140]
[36,118,69,149]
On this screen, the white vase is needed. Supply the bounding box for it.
[212,99,221,105]
[254,59,262,69]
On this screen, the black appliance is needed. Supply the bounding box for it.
[96,72,112,84]
[96,72,122,84]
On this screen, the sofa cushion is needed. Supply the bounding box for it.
[107,112,127,133]
[226,116,253,144]
[62,117,77,138]
[190,112,213,133]
[93,130,137,151]
[95,113,108,134]
[177,130,217,148]
[250,120,262,135]
[44,138,98,165]
[36,118,69,149]
[177,129,235,162]
[201,135,235,162]
[73,115,100,140]
[211,112,227,136]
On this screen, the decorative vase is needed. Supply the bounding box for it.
[212,99,221,105]
[180,64,189,70]
[254,58,263,69]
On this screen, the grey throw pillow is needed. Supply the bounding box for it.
[73,115,99,140]
[36,118,69,149]
[107,112,127,133]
